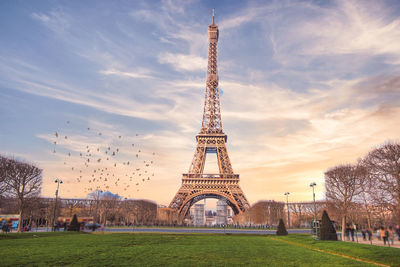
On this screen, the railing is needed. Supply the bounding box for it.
[182,173,239,179]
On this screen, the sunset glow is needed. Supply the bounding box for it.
[1,0,400,206]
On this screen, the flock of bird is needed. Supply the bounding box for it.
[51,121,157,198]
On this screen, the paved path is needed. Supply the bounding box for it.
[26,227,311,235]
[342,238,400,248]
[336,232,400,248]
[103,227,311,234]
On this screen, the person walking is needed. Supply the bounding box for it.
[367,228,372,241]
[377,228,381,241]
[380,226,388,245]
[361,227,367,241]
[396,225,400,241]
[350,224,355,242]
[388,226,395,245]
[345,224,350,241]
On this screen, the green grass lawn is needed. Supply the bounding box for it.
[0,232,398,266]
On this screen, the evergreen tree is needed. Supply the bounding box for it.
[276,219,288,236]
[319,210,337,240]
[68,214,80,231]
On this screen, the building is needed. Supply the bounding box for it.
[193,204,205,226]
[216,199,227,225]
[205,214,216,226]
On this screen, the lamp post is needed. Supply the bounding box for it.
[309,182,317,239]
[284,192,290,228]
[52,179,63,231]
[95,190,103,224]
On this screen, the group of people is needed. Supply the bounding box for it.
[345,224,400,246]
[375,225,400,246]
[358,225,400,246]
[344,224,358,241]
[1,222,11,233]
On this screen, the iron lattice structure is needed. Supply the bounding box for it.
[169,12,250,219]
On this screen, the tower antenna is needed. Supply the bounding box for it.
[212,8,215,24]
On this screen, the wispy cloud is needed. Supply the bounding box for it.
[218,5,266,30]
[31,12,50,22]
[290,1,400,58]
[158,52,207,72]
[99,69,154,79]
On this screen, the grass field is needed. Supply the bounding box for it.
[0,232,399,266]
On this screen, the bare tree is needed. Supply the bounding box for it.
[354,162,375,229]
[363,141,400,224]
[0,156,11,197]
[88,190,104,223]
[289,203,307,228]
[132,200,157,225]
[325,164,364,240]
[97,193,121,225]
[247,201,285,226]
[3,157,42,232]
[23,197,52,228]
[289,201,326,228]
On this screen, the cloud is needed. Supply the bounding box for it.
[31,13,50,22]
[0,51,204,136]
[297,1,400,56]
[218,5,264,30]
[3,1,400,204]
[213,1,400,73]
[3,75,170,122]
[214,72,400,176]
[219,15,253,30]
[130,1,208,55]
[34,116,197,202]
[167,79,203,89]
[267,1,400,67]
[30,10,71,34]
[99,69,154,79]
[158,52,207,72]
[161,0,188,14]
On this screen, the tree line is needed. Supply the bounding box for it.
[325,141,400,240]
[0,155,160,230]
[1,194,159,228]
[0,155,42,232]
[236,200,285,226]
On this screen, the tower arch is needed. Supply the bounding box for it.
[179,192,240,219]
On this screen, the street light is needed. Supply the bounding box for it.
[95,190,103,224]
[309,182,318,239]
[284,192,290,228]
[52,179,63,231]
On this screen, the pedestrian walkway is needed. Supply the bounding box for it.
[342,238,400,248]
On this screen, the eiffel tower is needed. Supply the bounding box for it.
[169,10,250,219]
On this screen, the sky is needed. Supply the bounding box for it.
[1,0,400,206]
